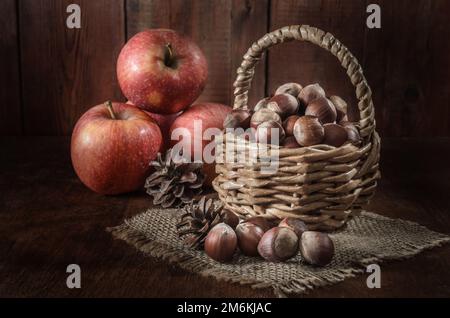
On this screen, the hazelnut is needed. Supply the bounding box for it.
[329,95,348,122]
[300,231,334,266]
[222,209,240,229]
[305,97,337,124]
[275,82,303,97]
[241,127,257,142]
[293,115,324,146]
[298,83,326,106]
[257,227,299,262]
[340,121,361,145]
[245,216,273,232]
[250,108,282,129]
[267,94,299,119]
[281,136,301,148]
[235,222,265,256]
[253,97,270,112]
[204,223,237,263]
[278,218,307,237]
[323,123,348,147]
[282,115,300,136]
[346,128,360,144]
[223,109,252,129]
[255,121,286,145]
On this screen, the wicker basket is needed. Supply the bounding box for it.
[212,25,381,231]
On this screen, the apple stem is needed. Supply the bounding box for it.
[164,43,174,67]
[105,101,117,120]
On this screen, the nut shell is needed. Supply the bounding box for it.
[298,83,326,106]
[257,227,299,262]
[340,121,360,145]
[250,108,282,129]
[293,116,324,146]
[281,136,300,148]
[222,209,240,229]
[329,95,348,123]
[204,223,237,263]
[300,231,334,266]
[235,222,265,256]
[278,218,307,237]
[253,97,270,112]
[223,109,252,129]
[305,97,337,124]
[283,115,300,136]
[323,123,348,147]
[267,94,299,118]
[275,82,303,97]
[346,127,360,144]
[255,121,285,145]
[245,216,273,232]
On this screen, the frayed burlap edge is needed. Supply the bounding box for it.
[107,212,450,298]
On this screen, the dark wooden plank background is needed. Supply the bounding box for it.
[18,0,125,135]
[0,0,22,135]
[0,0,449,137]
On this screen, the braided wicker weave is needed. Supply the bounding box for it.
[212,25,381,231]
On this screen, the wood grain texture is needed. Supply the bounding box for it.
[0,0,22,135]
[4,1,450,137]
[268,0,368,122]
[230,0,268,108]
[127,0,234,106]
[0,136,449,297]
[364,0,450,137]
[19,0,125,135]
[361,0,387,137]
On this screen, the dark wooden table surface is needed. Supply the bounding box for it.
[1,137,449,298]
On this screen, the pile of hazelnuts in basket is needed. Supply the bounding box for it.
[223,82,360,147]
[205,216,334,266]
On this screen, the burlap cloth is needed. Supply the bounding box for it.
[108,208,450,297]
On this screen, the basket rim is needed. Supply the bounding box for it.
[232,24,376,142]
[217,129,368,154]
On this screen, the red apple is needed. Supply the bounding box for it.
[117,29,208,114]
[127,100,181,150]
[71,102,163,195]
[169,103,231,186]
[145,111,181,151]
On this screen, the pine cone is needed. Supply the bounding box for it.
[145,149,204,208]
[176,196,239,249]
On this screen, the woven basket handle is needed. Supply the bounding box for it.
[233,25,375,139]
